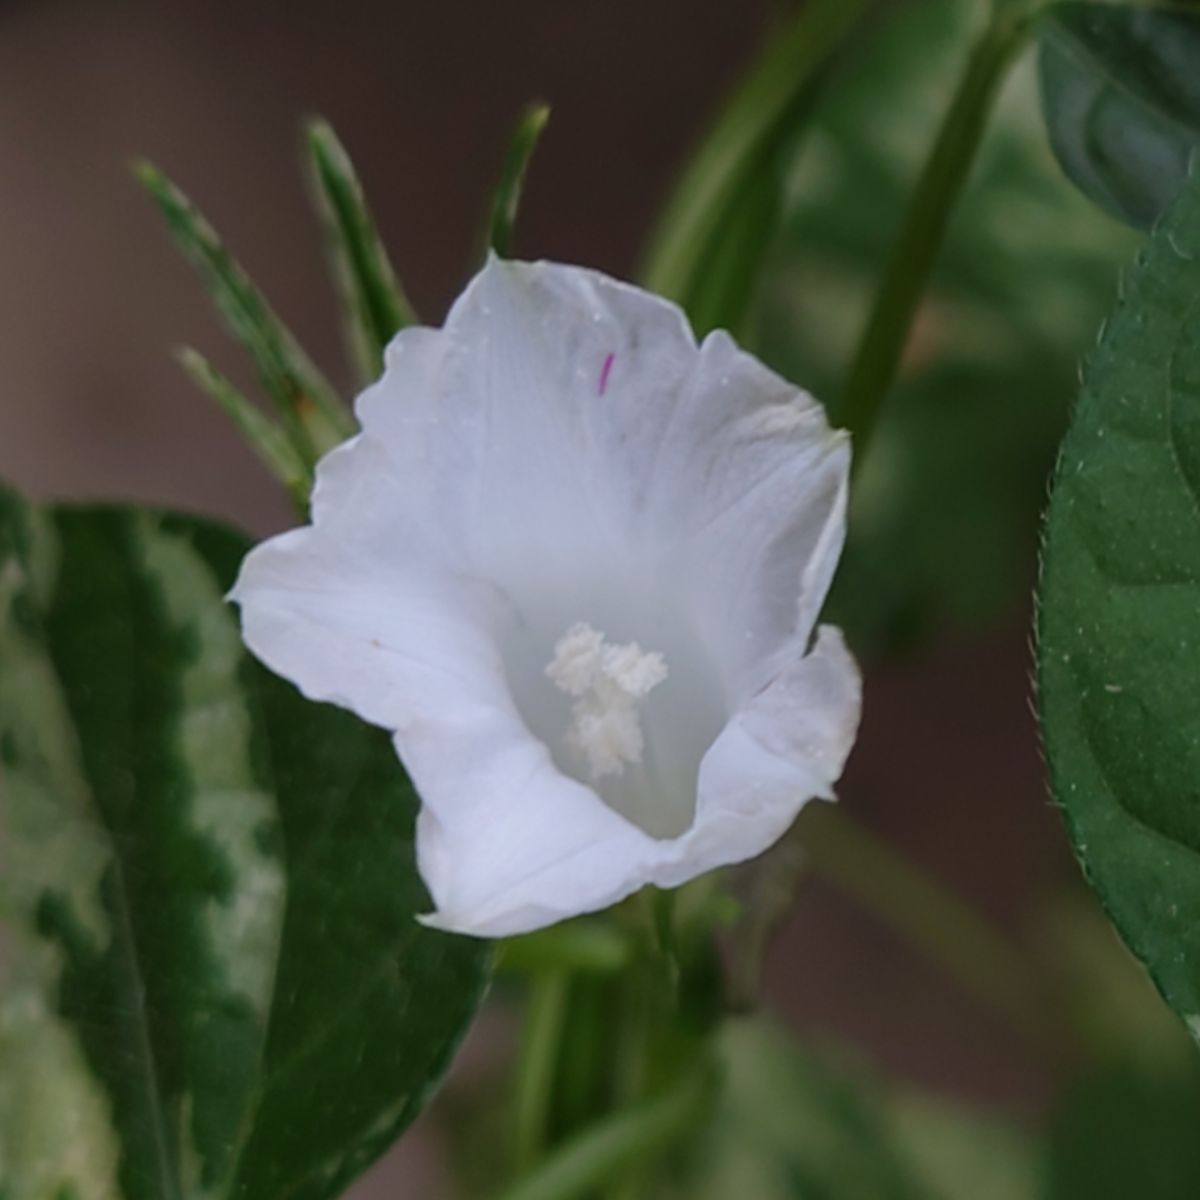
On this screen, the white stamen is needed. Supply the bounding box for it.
[546,622,668,779]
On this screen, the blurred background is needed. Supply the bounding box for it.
[0,1,1155,1195]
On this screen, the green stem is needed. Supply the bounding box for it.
[487,102,551,260]
[835,10,1033,463]
[498,924,634,977]
[795,803,1054,1047]
[512,970,571,1177]
[603,963,655,1200]
[640,0,872,301]
[497,1063,717,1200]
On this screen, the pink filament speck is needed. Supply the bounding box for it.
[598,352,615,396]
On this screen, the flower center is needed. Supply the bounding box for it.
[545,622,668,781]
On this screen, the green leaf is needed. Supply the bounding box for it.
[754,0,1136,656]
[137,162,356,462]
[1037,163,1200,1039]
[1048,1060,1200,1199]
[640,0,870,333]
[677,153,782,340]
[1038,3,1200,229]
[668,1020,1037,1200]
[486,103,550,259]
[176,347,312,511]
[0,486,489,1200]
[305,118,417,384]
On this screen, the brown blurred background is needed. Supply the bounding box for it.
[0,2,1069,1194]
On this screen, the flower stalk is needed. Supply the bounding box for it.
[513,970,572,1178]
[498,1060,717,1200]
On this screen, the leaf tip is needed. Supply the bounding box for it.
[132,158,165,193]
[304,114,340,161]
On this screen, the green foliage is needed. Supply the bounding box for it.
[0,486,489,1200]
[639,0,871,336]
[486,103,551,260]
[175,348,312,509]
[755,0,1134,655]
[305,118,417,384]
[1038,4,1200,230]
[137,162,355,465]
[671,1020,1037,1200]
[1047,1060,1200,1200]
[498,1059,717,1200]
[1037,163,1200,1040]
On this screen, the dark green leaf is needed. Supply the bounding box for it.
[486,103,550,259]
[137,162,355,462]
[1037,162,1200,1039]
[305,118,417,384]
[1038,3,1200,229]
[1048,1060,1200,1199]
[0,487,489,1200]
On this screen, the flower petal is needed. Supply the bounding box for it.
[668,624,862,886]
[428,257,702,589]
[415,625,860,933]
[345,260,848,687]
[437,264,849,695]
[408,706,662,936]
[233,258,860,938]
[231,509,501,733]
[652,331,851,701]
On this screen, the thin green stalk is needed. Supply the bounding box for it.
[728,825,807,1011]
[175,348,312,513]
[512,970,570,1177]
[795,803,1054,1048]
[835,10,1033,464]
[641,0,871,305]
[602,967,655,1200]
[498,924,633,976]
[305,117,417,384]
[498,1063,717,1200]
[487,102,551,259]
[650,888,678,979]
[137,161,355,460]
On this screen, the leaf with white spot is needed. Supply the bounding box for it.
[0,486,490,1200]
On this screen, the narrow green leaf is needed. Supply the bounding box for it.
[136,162,356,461]
[1037,164,1200,1039]
[487,102,550,259]
[176,347,312,512]
[835,6,1030,459]
[1038,3,1200,228]
[679,154,782,340]
[305,118,417,384]
[639,0,871,327]
[0,486,490,1200]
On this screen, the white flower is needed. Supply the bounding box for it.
[231,257,861,937]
